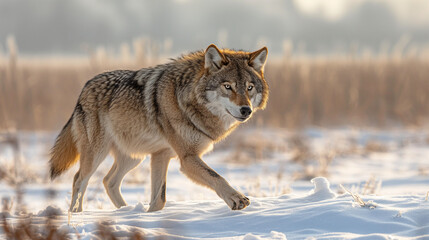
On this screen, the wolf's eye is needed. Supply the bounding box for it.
[247,85,254,91]
[224,84,232,90]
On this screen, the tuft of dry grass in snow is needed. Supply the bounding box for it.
[0,191,155,240]
[288,135,336,181]
[418,167,429,176]
[340,184,377,209]
[337,176,382,196]
[217,130,288,164]
[364,141,389,153]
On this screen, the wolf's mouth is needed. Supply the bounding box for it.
[225,109,248,122]
[235,117,247,122]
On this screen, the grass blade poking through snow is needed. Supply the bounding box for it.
[340,184,377,209]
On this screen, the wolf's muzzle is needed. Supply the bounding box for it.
[240,106,252,118]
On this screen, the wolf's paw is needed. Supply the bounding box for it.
[226,192,250,210]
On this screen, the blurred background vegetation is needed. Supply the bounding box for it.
[1,0,429,131]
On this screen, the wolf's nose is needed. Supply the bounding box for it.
[240,106,252,118]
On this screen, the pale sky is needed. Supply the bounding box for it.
[294,0,429,25]
[1,0,428,55]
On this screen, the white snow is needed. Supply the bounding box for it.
[305,177,337,201]
[1,127,429,239]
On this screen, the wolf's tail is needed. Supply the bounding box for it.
[49,117,79,180]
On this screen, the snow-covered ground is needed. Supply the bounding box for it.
[0,127,429,239]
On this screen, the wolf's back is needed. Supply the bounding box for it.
[49,117,79,180]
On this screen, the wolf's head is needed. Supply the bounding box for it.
[199,44,269,125]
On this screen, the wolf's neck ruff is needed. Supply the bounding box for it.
[49,44,268,212]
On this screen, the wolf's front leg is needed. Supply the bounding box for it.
[179,154,250,210]
[147,149,175,212]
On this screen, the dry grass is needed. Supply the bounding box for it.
[220,130,339,181]
[418,167,429,176]
[338,176,382,196]
[259,57,429,128]
[217,130,288,164]
[1,214,150,240]
[364,141,389,153]
[289,134,313,163]
[340,184,377,209]
[1,213,69,240]
[0,188,154,240]
[1,38,429,131]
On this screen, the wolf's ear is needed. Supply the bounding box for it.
[205,44,228,72]
[249,47,268,73]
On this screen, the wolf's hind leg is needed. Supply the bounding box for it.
[147,149,175,212]
[103,148,143,208]
[70,147,109,212]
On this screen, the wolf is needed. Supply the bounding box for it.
[49,44,269,212]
